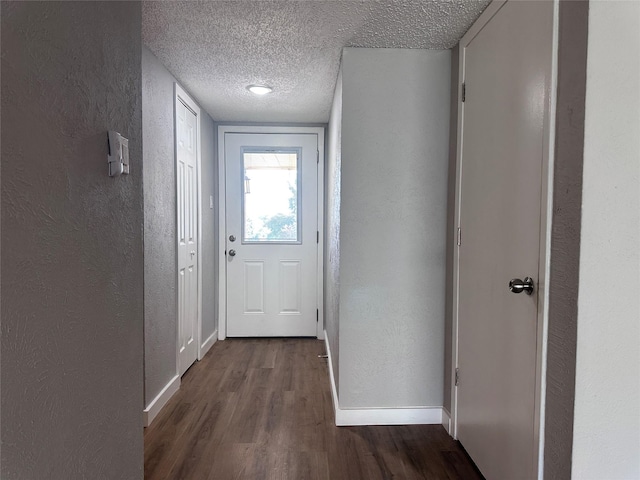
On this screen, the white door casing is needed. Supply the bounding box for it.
[453,1,555,479]
[218,127,325,339]
[176,84,201,375]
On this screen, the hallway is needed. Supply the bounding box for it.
[144,339,483,479]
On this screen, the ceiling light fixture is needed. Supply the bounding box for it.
[247,84,273,95]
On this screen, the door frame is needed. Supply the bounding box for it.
[174,83,203,370]
[450,1,559,477]
[217,125,325,340]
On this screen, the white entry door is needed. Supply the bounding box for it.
[176,90,199,375]
[224,133,319,337]
[456,1,553,479]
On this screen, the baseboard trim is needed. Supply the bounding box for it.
[323,330,444,427]
[335,406,444,426]
[442,407,452,434]
[323,331,340,416]
[199,330,218,359]
[143,374,180,427]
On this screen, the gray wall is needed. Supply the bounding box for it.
[142,46,217,407]
[142,46,179,403]
[200,111,218,346]
[325,66,343,390]
[571,2,640,478]
[338,48,450,408]
[543,1,588,477]
[1,2,144,478]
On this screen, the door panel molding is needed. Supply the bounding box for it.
[217,125,325,340]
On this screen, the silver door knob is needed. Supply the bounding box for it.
[229,235,236,242]
[509,277,534,295]
[228,249,236,257]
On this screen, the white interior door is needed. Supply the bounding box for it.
[176,94,199,375]
[225,133,318,337]
[456,1,553,479]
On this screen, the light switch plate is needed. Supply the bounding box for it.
[108,130,129,177]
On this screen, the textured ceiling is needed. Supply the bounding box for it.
[142,1,490,123]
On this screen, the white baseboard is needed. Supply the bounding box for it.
[335,405,445,426]
[324,332,340,415]
[323,330,445,427]
[442,407,452,434]
[199,330,218,359]
[143,374,180,427]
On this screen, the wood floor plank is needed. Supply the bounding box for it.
[145,338,484,480]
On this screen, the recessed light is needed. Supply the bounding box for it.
[247,84,273,95]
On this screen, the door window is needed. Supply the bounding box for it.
[241,149,301,243]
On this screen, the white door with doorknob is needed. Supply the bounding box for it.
[224,132,320,337]
[176,88,199,375]
[455,1,553,479]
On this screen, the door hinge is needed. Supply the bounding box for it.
[455,368,460,386]
[316,309,319,323]
[462,83,466,102]
[317,150,320,164]
[317,230,319,243]
[457,227,462,247]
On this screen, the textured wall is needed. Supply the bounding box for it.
[325,66,343,390]
[339,48,450,408]
[142,46,179,404]
[443,45,459,415]
[200,111,218,343]
[1,2,144,478]
[142,46,217,407]
[543,2,588,478]
[572,2,640,478]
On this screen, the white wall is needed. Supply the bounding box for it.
[572,2,640,478]
[142,46,217,410]
[1,3,144,478]
[337,48,450,408]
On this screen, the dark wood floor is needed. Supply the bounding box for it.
[144,338,483,480]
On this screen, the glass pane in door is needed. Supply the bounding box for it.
[242,150,301,243]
